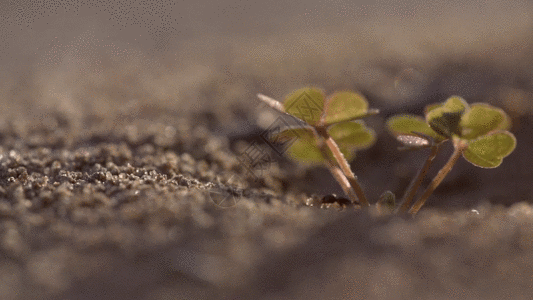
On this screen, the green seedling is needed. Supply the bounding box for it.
[257,87,378,207]
[387,96,517,215]
[257,89,517,216]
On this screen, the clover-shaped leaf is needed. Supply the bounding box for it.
[460,103,512,140]
[386,114,447,144]
[283,88,375,127]
[273,127,327,163]
[388,96,516,157]
[387,95,517,215]
[283,87,325,126]
[462,131,517,168]
[426,96,469,138]
[286,132,333,164]
[282,129,355,164]
[323,91,372,125]
[327,121,376,150]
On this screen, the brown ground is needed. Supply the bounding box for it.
[2,1,533,299]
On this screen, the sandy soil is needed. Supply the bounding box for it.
[1,1,533,299]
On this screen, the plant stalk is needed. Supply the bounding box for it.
[327,164,360,204]
[316,127,370,207]
[396,144,441,213]
[408,144,465,215]
[312,128,359,204]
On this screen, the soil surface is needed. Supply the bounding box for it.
[2,1,533,299]
[1,100,532,300]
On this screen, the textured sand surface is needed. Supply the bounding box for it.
[1,1,533,299]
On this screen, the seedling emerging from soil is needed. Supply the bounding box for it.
[388,96,517,215]
[376,190,396,215]
[257,89,516,216]
[257,87,378,207]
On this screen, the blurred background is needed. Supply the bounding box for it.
[2,0,533,124]
[2,1,533,299]
[3,0,532,207]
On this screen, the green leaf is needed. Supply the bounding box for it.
[386,114,446,142]
[426,96,469,138]
[274,123,370,165]
[460,103,512,140]
[285,137,328,164]
[276,89,378,164]
[322,91,369,126]
[283,87,325,126]
[462,131,517,168]
[270,127,321,163]
[327,121,376,150]
[271,126,313,142]
[335,144,357,162]
[286,138,356,165]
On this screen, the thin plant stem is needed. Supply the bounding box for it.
[408,144,465,215]
[327,164,360,204]
[316,127,370,207]
[396,144,442,213]
[313,128,359,204]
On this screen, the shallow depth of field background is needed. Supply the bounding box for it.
[2,1,533,299]
[2,0,533,205]
[2,0,533,126]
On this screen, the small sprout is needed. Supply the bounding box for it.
[258,88,378,206]
[258,88,517,218]
[387,96,517,215]
[376,191,396,215]
[387,117,445,212]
